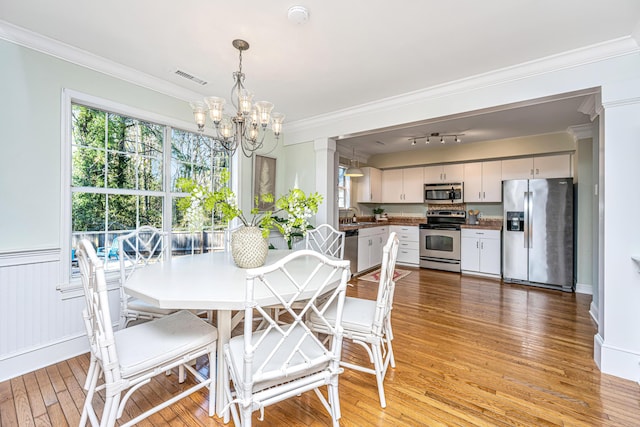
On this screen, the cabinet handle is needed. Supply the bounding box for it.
[483,191,485,199]
[481,242,484,250]
[476,241,479,248]
[536,168,540,175]
[478,192,481,199]
[530,168,534,176]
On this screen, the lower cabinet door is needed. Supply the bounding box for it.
[479,237,501,276]
[461,236,480,272]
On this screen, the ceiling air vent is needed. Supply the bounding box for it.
[174,69,207,86]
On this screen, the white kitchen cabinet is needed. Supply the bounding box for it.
[461,228,501,278]
[424,164,464,183]
[501,154,572,181]
[357,166,382,203]
[389,225,419,266]
[463,161,502,202]
[381,167,423,203]
[357,226,389,273]
[533,154,572,178]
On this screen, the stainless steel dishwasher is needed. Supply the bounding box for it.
[344,229,358,276]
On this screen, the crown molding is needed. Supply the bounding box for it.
[568,124,594,141]
[285,36,640,135]
[0,19,203,103]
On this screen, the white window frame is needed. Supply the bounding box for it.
[337,164,351,209]
[59,89,232,295]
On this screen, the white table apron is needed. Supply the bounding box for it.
[123,249,340,417]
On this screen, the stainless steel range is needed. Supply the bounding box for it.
[419,210,466,272]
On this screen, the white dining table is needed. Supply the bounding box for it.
[123,249,343,417]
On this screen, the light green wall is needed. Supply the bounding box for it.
[283,140,316,192]
[576,138,594,288]
[367,132,575,169]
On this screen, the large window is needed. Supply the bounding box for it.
[337,165,350,209]
[67,98,229,281]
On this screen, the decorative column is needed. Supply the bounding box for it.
[596,76,640,380]
[314,138,337,227]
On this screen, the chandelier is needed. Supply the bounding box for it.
[190,39,285,158]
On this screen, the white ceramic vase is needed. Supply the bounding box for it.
[231,226,268,268]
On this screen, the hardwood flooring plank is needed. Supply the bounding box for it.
[10,377,34,427]
[43,403,67,427]
[32,370,56,408]
[21,374,46,420]
[0,396,19,427]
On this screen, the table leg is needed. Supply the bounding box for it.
[216,310,231,418]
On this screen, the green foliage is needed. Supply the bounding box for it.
[373,207,385,214]
[176,173,324,242]
[71,105,163,231]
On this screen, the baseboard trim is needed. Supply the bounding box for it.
[575,282,593,295]
[589,300,599,326]
[0,335,88,382]
[598,339,640,382]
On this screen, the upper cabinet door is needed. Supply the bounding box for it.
[403,167,424,203]
[501,157,534,181]
[463,162,483,203]
[481,160,502,202]
[424,164,464,183]
[381,169,404,202]
[356,167,382,203]
[533,154,572,178]
[442,164,464,182]
[423,165,444,183]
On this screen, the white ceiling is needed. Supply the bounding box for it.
[2,1,639,156]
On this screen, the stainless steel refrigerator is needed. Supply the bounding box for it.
[503,178,574,292]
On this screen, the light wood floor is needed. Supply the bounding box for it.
[2,268,640,426]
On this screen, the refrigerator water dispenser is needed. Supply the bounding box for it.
[506,211,524,232]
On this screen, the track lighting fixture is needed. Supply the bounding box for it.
[409,132,464,146]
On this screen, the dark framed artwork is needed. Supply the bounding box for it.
[253,155,277,210]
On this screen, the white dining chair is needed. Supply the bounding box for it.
[308,232,400,408]
[76,239,218,427]
[223,250,351,427]
[305,223,346,259]
[117,225,177,329]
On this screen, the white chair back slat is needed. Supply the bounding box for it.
[305,224,345,259]
[118,226,167,285]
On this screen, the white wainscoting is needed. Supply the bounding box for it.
[0,248,118,382]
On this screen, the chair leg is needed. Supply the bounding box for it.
[101,394,120,427]
[327,379,341,427]
[372,343,387,408]
[80,363,100,426]
[208,349,216,417]
[385,320,396,368]
[241,404,252,427]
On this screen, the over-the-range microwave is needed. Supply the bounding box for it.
[424,182,463,204]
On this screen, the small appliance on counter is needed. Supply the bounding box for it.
[467,210,479,225]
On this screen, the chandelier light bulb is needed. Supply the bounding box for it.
[238,90,253,115]
[190,102,207,131]
[255,101,274,127]
[271,112,285,136]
